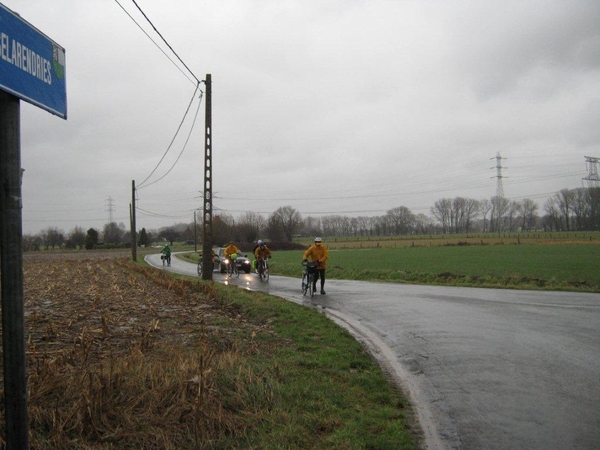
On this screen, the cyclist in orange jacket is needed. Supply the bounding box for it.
[254,240,272,274]
[224,242,240,258]
[302,237,329,294]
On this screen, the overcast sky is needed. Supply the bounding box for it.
[6,0,600,235]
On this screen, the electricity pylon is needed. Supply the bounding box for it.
[583,156,600,189]
[490,152,507,197]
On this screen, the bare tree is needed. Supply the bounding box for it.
[270,206,302,241]
[431,198,452,233]
[479,199,492,233]
[505,200,522,232]
[67,226,86,249]
[589,187,600,230]
[301,216,321,237]
[238,211,266,242]
[519,198,539,231]
[414,213,435,234]
[40,227,65,249]
[453,197,480,233]
[571,188,589,231]
[356,216,371,235]
[555,189,575,231]
[385,206,414,235]
[22,234,42,251]
[543,198,562,231]
[490,196,510,232]
[322,215,352,236]
[212,214,234,245]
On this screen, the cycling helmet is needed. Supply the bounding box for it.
[314,237,323,243]
[258,240,264,245]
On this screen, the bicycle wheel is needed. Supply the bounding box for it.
[197,260,202,276]
[302,272,308,295]
[308,273,315,298]
[258,261,264,281]
[264,264,269,282]
[233,261,239,278]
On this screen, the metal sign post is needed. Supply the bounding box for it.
[0,4,67,448]
[0,89,28,449]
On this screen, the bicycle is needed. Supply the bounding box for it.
[197,250,216,276]
[257,257,269,282]
[301,260,317,297]
[161,254,171,267]
[227,253,239,278]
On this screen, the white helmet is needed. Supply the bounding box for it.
[314,237,323,243]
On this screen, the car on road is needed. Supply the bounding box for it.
[215,247,252,274]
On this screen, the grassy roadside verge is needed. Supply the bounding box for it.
[9,255,420,449]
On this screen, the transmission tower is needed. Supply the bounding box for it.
[490,152,507,197]
[105,196,115,224]
[583,156,600,189]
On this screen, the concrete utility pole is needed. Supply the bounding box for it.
[201,74,213,280]
[131,181,137,262]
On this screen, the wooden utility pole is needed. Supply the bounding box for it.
[0,90,29,449]
[201,74,213,280]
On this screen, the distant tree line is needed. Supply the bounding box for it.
[22,187,600,251]
[23,222,170,252]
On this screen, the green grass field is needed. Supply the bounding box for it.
[266,244,600,292]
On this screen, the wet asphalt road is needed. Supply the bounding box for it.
[147,253,600,450]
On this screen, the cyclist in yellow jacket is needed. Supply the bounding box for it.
[223,242,240,270]
[302,237,329,294]
[224,242,240,259]
[254,240,272,275]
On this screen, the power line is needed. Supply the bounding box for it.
[137,85,202,189]
[129,0,201,85]
[113,0,206,190]
[113,0,197,86]
[136,206,192,220]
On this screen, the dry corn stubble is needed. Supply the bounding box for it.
[0,255,279,449]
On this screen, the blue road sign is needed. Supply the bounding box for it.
[0,3,66,119]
